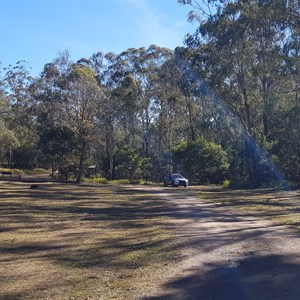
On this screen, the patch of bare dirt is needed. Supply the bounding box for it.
[127,185,300,300]
[1,182,299,299]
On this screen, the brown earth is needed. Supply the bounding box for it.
[133,185,300,300]
[0,181,299,300]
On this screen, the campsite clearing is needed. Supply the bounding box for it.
[0,181,299,299]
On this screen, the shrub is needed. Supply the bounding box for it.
[0,168,24,175]
[173,137,230,184]
[28,168,50,175]
[83,177,108,184]
[110,179,130,184]
[223,179,231,188]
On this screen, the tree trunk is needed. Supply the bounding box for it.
[185,96,196,141]
[109,153,113,181]
[105,122,114,181]
[244,134,259,187]
[76,140,86,183]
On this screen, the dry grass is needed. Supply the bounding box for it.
[197,186,300,231]
[0,181,178,300]
[2,180,299,299]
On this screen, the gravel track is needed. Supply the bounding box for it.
[129,186,300,300]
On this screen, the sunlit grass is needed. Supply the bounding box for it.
[0,181,178,300]
[3,180,298,299]
[197,188,300,231]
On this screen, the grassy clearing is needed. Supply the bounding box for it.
[197,186,300,231]
[0,167,50,175]
[0,181,178,300]
[2,180,298,299]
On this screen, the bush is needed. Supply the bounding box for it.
[139,179,152,185]
[110,179,131,184]
[225,179,261,189]
[82,177,108,184]
[27,168,50,175]
[223,179,231,188]
[0,168,24,175]
[173,137,230,184]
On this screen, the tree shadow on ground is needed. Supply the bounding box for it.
[1,181,300,299]
[143,254,300,300]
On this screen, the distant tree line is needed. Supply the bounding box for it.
[0,0,299,186]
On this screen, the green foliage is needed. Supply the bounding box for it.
[223,179,230,188]
[0,124,20,166]
[0,127,19,149]
[177,0,300,186]
[39,126,76,158]
[82,177,109,184]
[114,146,139,180]
[38,126,77,177]
[1,14,300,186]
[71,64,98,85]
[0,167,23,175]
[14,146,42,170]
[173,137,229,184]
[114,146,155,181]
[27,168,50,175]
[223,179,251,189]
[138,179,152,185]
[110,179,131,184]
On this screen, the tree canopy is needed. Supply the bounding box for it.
[0,1,299,186]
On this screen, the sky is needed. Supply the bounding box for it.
[1,0,196,76]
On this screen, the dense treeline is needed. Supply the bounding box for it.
[0,0,299,186]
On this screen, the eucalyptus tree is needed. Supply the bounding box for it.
[0,122,20,167]
[0,64,6,117]
[3,61,33,126]
[0,64,10,126]
[178,0,295,185]
[104,51,141,149]
[173,47,239,150]
[112,72,141,149]
[98,46,174,179]
[2,60,38,168]
[70,52,119,179]
[38,126,76,179]
[32,53,73,173]
[95,51,129,179]
[178,0,258,183]
[58,63,105,182]
[115,45,174,157]
[34,52,105,182]
[153,51,191,158]
[173,137,229,184]
[161,47,230,145]
[271,2,300,182]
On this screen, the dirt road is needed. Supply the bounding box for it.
[1,181,299,299]
[131,186,300,300]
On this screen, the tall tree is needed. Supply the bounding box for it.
[34,52,105,182]
[178,0,297,185]
[2,60,38,169]
[58,63,104,182]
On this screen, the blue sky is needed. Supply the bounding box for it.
[1,0,196,76]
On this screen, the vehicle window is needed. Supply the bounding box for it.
[173,174,183,179]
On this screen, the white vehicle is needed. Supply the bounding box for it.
[163,173,188,187]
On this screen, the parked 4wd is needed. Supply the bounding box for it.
[164,173,188,187]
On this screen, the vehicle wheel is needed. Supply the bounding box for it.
[164,181,167,187]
